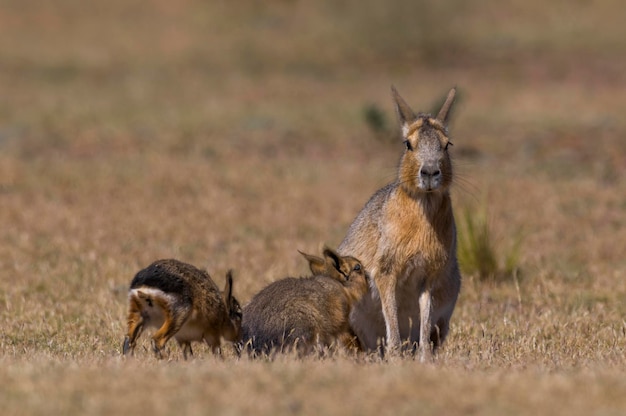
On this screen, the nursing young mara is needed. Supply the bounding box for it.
[241,248,368,356]
[339,87,461,360]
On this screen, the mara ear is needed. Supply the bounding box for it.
[299,250,326,276]
[391,85,417,137]
[322,247,343,276]
[435,87,457,124]
[224,270,234,301]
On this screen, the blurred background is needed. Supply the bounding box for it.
[0,0,625,357]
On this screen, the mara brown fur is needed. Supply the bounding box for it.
[338,87,461,360]
[241,247,369,355]
[122,259,243,359]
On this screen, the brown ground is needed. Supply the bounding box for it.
[1,1,625,415]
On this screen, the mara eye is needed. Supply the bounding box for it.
[353,264,362,272]
[404,140,412,151]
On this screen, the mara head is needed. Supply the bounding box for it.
[222,270,243,341]
[299,247,369,296]
[392,86,457,196]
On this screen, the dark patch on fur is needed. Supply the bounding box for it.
[379,250,396,276]
[130,259,203,304]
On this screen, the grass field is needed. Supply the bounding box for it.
[1,1,626,414]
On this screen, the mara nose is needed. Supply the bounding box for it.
[420,166,441,180]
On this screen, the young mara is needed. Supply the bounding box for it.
[339,87,461,360]
[241,247,368,356]
[122,259,242,359]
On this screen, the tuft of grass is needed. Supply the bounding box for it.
[457,207,523,283]
[362,103,392,142]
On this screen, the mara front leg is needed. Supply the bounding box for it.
[204,334,222,356]
[375,272,402,355]
[178,341,193,360]
[418,289,434,362]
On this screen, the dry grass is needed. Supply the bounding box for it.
[1,1,626,414]
[3,355,626,416]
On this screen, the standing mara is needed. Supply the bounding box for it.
[123,259,243,359]
[339,87,461,360]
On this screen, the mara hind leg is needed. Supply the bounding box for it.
[151,300,191,359]
[431,316,450,352]
[123,295,145,356]
[430,323,441,351]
